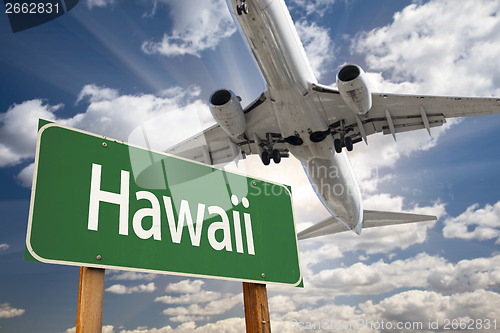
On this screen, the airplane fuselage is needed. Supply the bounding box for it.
[227,0,363,231]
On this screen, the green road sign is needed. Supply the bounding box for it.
[26,121,302,286]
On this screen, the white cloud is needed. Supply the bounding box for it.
[155,291,221,305]
[105,282,156,294]
[269,295,297,313]
[427,255,500,293]
[162,294,242,320]
[108,271,158,281]
[0,244,9,251]
[122,289,499,332]
[0,303,25,318]
[118,289,499,333]
[164,279,205,294]
[64,325,115,333]
[76,84,119,104]
[295,20,333,79]
[117,318,245,332]
[364,71,422,95]
[359,289,500,332]
[290,0,336,17]
[354,0,500,97]
[348,119,461,193]
[169,315,209,323]
[62,252,500,331]
[15,162,35,188]
[67,84,211,147]
[264,255,500,332]
[307,253,445,296]
[141,0,236,57]
[0,100,61,167]
[443,201,500,243]
[85,0,115,10]
[158,279,241,323]
[271,253,500,312]
[0,84,212,187]
[272,302,368,333]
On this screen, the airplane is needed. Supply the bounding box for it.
[167,0,500,240]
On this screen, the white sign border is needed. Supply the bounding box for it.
[26,121,303,287]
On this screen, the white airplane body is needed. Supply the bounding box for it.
[168,0,500,239]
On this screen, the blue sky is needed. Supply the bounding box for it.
[1,0,500,332]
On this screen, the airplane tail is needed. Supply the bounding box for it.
[297,210,437,240]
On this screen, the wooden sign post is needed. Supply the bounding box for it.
[76,267,105,333]
[243,282,271,333]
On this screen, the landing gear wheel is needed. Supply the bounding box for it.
[237,3,248,15]
[261,151,271,166]
[334,139,343,154]
[345,137,353,152]
[272,149,281,164]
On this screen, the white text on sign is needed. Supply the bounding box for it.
[87,163,255,255]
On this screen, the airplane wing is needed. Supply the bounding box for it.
[166,92,285,165]
[166,123,242,165]
[311,84,500,145]
[297,210,437,240]
[167,85,499,163]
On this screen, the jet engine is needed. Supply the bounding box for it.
[209,89,247,139]
[336,64,372,115]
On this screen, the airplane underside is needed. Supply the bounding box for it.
[167,0,500,239]
[267,96,364,232]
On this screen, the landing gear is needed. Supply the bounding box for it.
[261,151,271,166]
[260,149,282,165]
[333,120,354,153]
[255,133,289,166]
[272,149,281,164]
[334,138,342,154]
[334,137,354,153]
[345,137,353,152]
[237,1,248,15]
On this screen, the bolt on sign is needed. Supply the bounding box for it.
[26,121,302,286]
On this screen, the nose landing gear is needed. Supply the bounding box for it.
[237,0,248,15]
[261,149,282,165]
